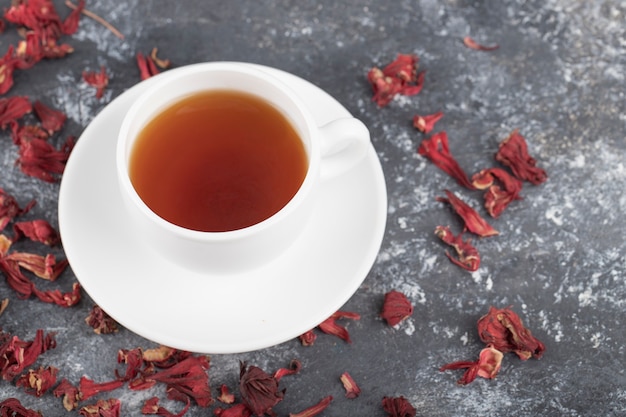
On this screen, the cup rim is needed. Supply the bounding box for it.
[116,62,320,241]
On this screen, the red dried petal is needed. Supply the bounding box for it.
[53,378,81,411]
[0,96,32,129]
[32,282,81,307]
[61,0,85,35]
[217,384,235,404]
[0,188,35,231]
[472,167,524,217]
[214,403,253,417]
[367,54,423,107]
[82,66,109,99]
[0,328,56,381]
[380,290,413,326]
[13,219,60,245]
[340,372,361,399]
[142,396,190,417]
[11,124,49,146]
[288,396,333,417]
[239,362,284,416]
[463,36,499,51]
[434,226,481,272]
[0,398,43,417]
[41,38,74,59]
[79,376,124,400]
[440,344,504,384]
[79,398,121,417]
[85,305,118,334]
[418,132,476,190]
[273,359,301,382]
[136,52,160,80]
[412,111,443,134]
[116,347,144,381]
[317,310,360,343]
[150,47,171,69]
[0,47,19,95]
[436,190,499,237]
[17,136,74,182]
[298,330,317,346]
[381,396,416,417]
[6,251,67,281]
[495,130,547,185]
[15,32,44,69]
[477,306,546,360]
[33,100,66,134]
[16,365,58,397]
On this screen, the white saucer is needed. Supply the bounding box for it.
[58,63,387,354]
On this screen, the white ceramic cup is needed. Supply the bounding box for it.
[116,62,370,274]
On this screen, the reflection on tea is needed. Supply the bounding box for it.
[129,90,308,232]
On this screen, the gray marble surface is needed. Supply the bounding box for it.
[0,0,625,416]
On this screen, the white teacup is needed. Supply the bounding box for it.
[116,62,370,274]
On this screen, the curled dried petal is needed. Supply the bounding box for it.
[53,378,81,411]
[381,396,416,417]
[13,219,60,245]
[0,96,32,129]
[367,54,424,107]
[440,344,504,385]
[82,66,109,99]
[412,111,443,134]
[317,310,360,343]
[16,365,58,397]
[437,190,498,237]
[495,130,547,185]
[217,384,235,404]
[239,362,284,416]
[214,403,253,417]
[380,290,413,326]
[288,396,333,417]
[79,398,121,417]
[0,328,56,381]
[17,136,74,182]
[472,168,523,217]
[142,396,190,417]
[0,188,35,231]
[298,330,317,346]
[477,306,546,360]
[418,132,476,190]
[434,226,480,272]
[273,359,301,382]
[33,100,66,134]
[78,376,124,400]
[340,372,361,399]
[85,305,118,334]
[463,36,499,51]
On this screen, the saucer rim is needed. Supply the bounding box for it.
[58,62,387,353]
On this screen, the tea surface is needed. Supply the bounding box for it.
[129,90,308,232]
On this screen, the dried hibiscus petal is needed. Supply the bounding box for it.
[0,328,56,381]
[217,384,235,404]
[367,53,424,107]
[317,310,360,343]
[11,124,49,146]
[0,398,43,417]
[418,132,476,190]
[340,372,361,399]
[412,111,443,134]
[289,395,333,417]
[0,47,19,95]
[53,378,81,411]
[440,344,504,384]
[33,100,66,134]
[472,168,523,217]
[495,130,547,185]
[82,66,109,99]
[477,306,546,360]
[136,51,160,80]
[0,188,35,231]
[61,0,85,35]
[381,396,416,417]
[16,365,58,397]
[214,403,253,417]
[79,376,124,400]
[463,36,499,51]
[436,190,498,237]
[380,290,413,326]
[434,226,480,272]
[142,396,190,417]
[298,329,317,346]
[85,305,118,334]
[79,398,121,417]
[239,361,284,416]
[17,136,74,182]
[0,96,32,129]
[13,219,60,245]
[273,359,301,382]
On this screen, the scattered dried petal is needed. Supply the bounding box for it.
[463,36,499,51]
[477,306,546,360]
[0,328,56,381]
[380,290,413,326]
[273,359,301,382]
[418,132,476,190]
[0,298,8,316]
[213,403,253,417]
[0,398,43,417]
[440,344,504,384]
[79,398,121,417]
[434,226,481,272]
[298,330,317,346]
[472,168,524,217]
[136,52,160,80]
[0,188,35,231]
[340,372,361,399]
[17,136,74,182]
[289,396,333,417]
[0,47,19,95]
[142,396,190,417]
[85,305,118,334]
[150,47,171,69]
[16,365,58,397]
[436,190,499,237]
[367,54,424,107]
[53,378,81,411]
[412,111,443,134]
[381,396,416,417]
[33,100,67,134]
[13,219,60,245]
[317,310,361,343]
[61,0,85,35]
[0,96,32,129]
[217,384,235,404]
[239,361,284,416]
[79,376,124,400]
[495,130,547,185]
[82,66,109,99]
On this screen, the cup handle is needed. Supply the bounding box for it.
[318,117,370,180]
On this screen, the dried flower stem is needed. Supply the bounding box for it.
[65,0,125,40]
